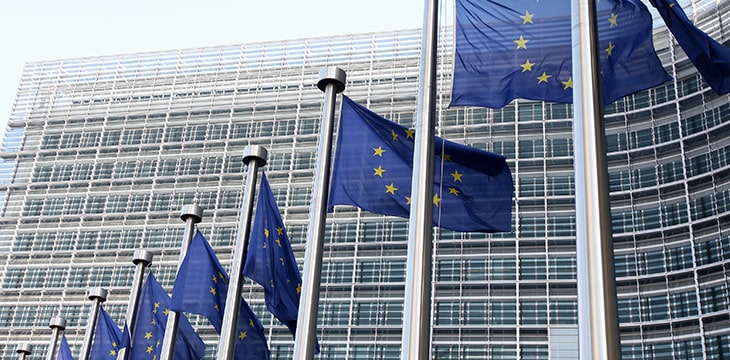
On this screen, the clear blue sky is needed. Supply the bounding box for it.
[0,0,428,136]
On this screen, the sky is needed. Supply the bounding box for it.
[0,0,427,137]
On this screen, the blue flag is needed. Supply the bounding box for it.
[58,335,74,360]
[129,272,206,360]
[169,230,271,359]
[649,0,730,94]
[450,0,671,108]
[329,96,514,232]
[170,230,228,332]
[90,306,128,359]
[244,174,302,335]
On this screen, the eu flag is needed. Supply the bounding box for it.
[451,0,671,108]
[58,335,74,360]
[129,272,206,360]
[89,306,128,359]
[244,173,304,336]
[169,230,271,359]
[329,96,514,232]
[170,230,228,332]
[649,0,730,94]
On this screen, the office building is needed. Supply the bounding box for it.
[1,0,729,358]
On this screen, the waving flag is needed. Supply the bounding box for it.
[89,306,128,359]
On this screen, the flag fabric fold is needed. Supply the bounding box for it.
[129,272,206,360]
[170,230,228,333]
[649,0,730,94]
[329,96,514,232]
[89,306,128,359]
[244,173,303,336]
[58,335,74,360]
[169,231,271,359]
[243,174,320,354]
[450,0,671,108]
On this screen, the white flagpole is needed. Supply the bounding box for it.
[402,0,439,358]
[15,343,32,360]
[571,0,621,358]
[78,287,108,360]
[119,249,153,360]
[217,146,267,360]
[160,204,203,360]
[293,67,346,360]
[44,317,66,360]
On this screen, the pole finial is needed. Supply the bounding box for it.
[15,343,32,355]
[317,67,346,93]
[242,145,267,167]
[49,316,66,330]
[88,287,108,302]
[132,249,154,266]
[180,204,203,223]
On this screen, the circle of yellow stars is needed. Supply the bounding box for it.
[513,8,622,89]
[371,128,465,207]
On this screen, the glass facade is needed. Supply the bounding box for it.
[0,0,729,358]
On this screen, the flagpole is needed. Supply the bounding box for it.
[293,66,346,360]
[45,316,66,360]
[15,343,31,360]
[571,0,621,358]
[402,0,439,358]
[217,145,267,360]
[160,205,203,360]
[119,249,153,360]
[78,287,108,360]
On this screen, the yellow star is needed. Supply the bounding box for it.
[373,146,386,157]
[239,331,248,340]
[451,170,463,182]
[164,308,170,316]
[562,77,573,90]
[514,35,529,50]
[264,228,269,237]
[608,13,618,27]
[276,238,282,248]
[279,257,285,266]
[669,2,675,7]
[110,349,117,356]
[521,10,534,24]
[212,274,217,283]
[277,227,284,235]
[433,194,441,206]
[145,331,153,340]
[442,153,452,162]
[406,196,411,205]
[146,346,154,354]
[605,42,615,57]
[391,129,399,141]
[297,283,302,294]
[449,187,460,196]
[153,302,160,313]
[537,72,552,84]
[405,128,415,139]
[210,287,217,295]
[373,165,386,177]
[150,319,156,326]
[249,319,255,327]
[520,59,534,72]
[214,303,220,311]
[112,342,117,348]
[385,183,398,195]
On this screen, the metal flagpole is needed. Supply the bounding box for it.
[293,67,346,360]
[217,145,267,360]
[119,249,153,360]
[79,287,108,360]
[15,343,32,360]
[401,0,439,358]
[45,316,66,360]
[160,205,203,360]
[571,0,621,358]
